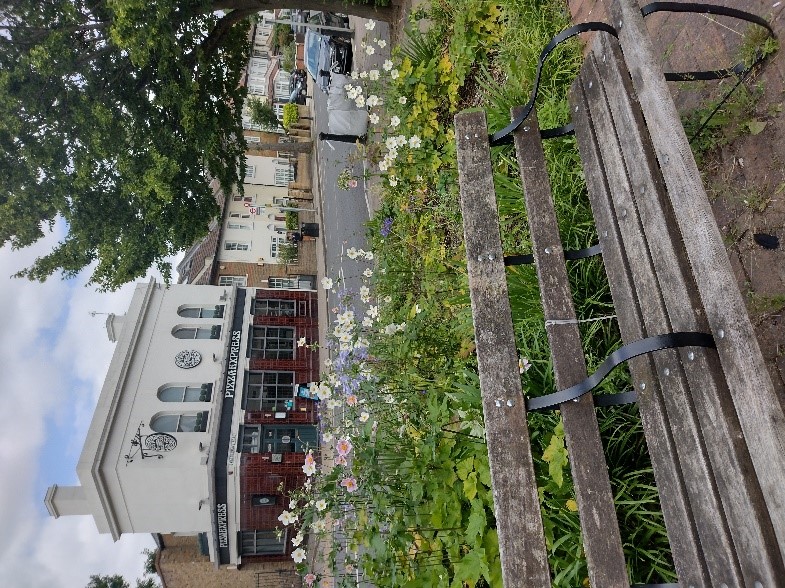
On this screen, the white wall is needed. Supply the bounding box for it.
[218,186,293,265]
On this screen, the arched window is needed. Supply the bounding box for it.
[172,325,221,339]
[178,305,224,319]
[151,411,208,433]
[158,384,212,402]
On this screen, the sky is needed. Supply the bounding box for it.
[0,224,180,588]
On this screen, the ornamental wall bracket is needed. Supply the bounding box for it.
[124,422,177,465]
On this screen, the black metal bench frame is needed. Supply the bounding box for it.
[456,1,784,586]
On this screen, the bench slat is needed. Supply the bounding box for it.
[609,0,785,564]
[513,107,629,587]
[569,74,713,587]
[590,32,785,585]
[456,111,551,587]
[576,47,748,585]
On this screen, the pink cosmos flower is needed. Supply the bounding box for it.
[304,573,317,586]
[335,438,353,456]
[346,394,359,406]
[304,451,316,466]
[340,477,359,492]
[335,455,347,466]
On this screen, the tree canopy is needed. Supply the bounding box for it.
[2,0,394,290]
[1,0,260,288]
[85,574,158,588]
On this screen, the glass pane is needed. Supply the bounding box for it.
[179,308,201,318]
[178,415,197,432]
[195,328,212,339]
[151,414,179,433]
[184,386,202,402]
[173,328,196,339]
[159,387,183,402]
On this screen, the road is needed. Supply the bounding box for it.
[309,18,391,587]
[313,19,391,296]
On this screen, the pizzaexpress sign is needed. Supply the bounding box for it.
[214,287,245,564]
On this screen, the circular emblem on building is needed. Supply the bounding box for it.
[144,433,177,452]
[174,349,202,369]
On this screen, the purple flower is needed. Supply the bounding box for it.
[380,217,393,238]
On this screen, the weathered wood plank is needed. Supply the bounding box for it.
[591,32,785,585]
[609,0,785,563]
[455,110,551,588]
[579,47,746,586]
[569,74,712,588]
[512,107,629,588]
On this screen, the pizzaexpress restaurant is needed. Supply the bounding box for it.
[213,287,320,565]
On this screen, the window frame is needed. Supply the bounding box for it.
[151,411,208,433]
[178,305,224,319]
[172,325,221,339]
[158,384,210,403]
[218,275,247,287]
[245,371,295,412]
[249,326,294,360]
[239,529,286,556]
[252,299,296,317]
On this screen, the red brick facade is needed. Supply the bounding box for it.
[238,289,320,562]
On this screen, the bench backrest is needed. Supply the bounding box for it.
[456,1,785,586]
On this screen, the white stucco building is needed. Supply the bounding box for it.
[46,279,320,567]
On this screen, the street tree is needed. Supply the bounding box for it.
[1,0,393,290]
[86,576,129,588]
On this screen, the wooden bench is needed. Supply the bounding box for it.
[456,1,785,586]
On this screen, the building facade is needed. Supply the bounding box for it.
[45,280,320,572]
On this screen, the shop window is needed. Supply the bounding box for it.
[245,372,295,411]
[240,530,285,555]
[249,326,294,359]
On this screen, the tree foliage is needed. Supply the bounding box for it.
[1,0,396,290]
[86,575,130,588]
[0,0,252,289]
[247,97,281,130]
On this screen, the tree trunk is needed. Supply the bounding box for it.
[212,0,398,22]
[247,141,313,154]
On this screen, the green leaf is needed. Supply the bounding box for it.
[464,470,478,500]
[747,119,767,135]
[456,456,474,481]
[542,420,568,487]
[465,499,487,546]
[451,547,490,588]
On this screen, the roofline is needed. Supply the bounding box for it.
[81,278,158,540]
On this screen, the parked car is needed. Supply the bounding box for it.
[289,69,307,104]
[304,29,352,94]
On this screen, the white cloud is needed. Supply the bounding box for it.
[0,230,182,588]
[0,515,155,587]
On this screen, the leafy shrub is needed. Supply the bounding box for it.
[282,103,300,130]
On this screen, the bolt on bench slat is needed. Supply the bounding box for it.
[456,111,551,588]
